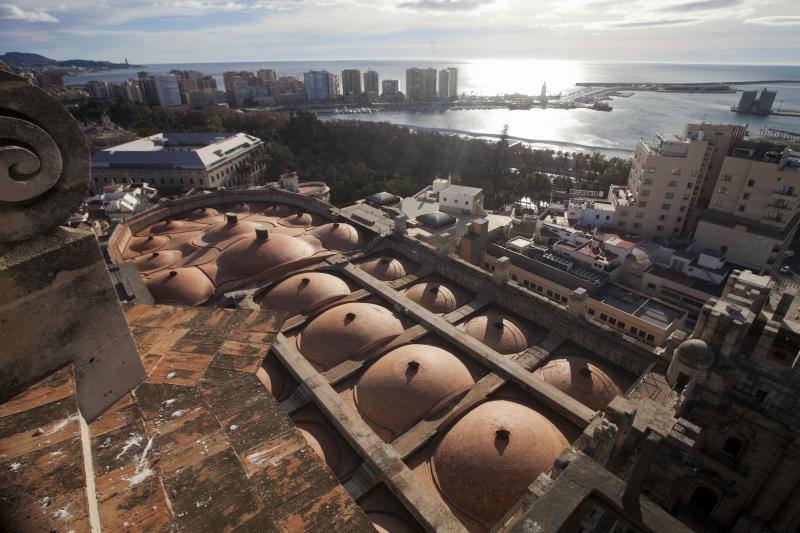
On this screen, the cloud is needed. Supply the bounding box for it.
[746,15,800,26]
[0,4,59,22]
[660,0,742,12]
[611,18,697,28]
[397,0,494,12]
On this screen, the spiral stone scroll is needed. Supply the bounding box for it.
[0,60,90,242]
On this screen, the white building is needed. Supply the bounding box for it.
[154,75,182,107]
[566,198,615,229]
[91,132,264,191]
[304,70,339,103]
[432,176,484,215]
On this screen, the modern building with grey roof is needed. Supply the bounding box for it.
[91,132,264,192]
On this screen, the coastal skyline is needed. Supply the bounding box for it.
[2,0,800,65]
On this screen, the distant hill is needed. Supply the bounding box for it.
[0,52,143,70]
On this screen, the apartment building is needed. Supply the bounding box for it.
[382,79,399,96]
[694,142,800,271]
[363,70,379,99]
[610,124,744,240]
[304,70,339,103]
[438,67,458,98]
[405,67,437,99]
[154,74,182,107]
[341,69,362,100]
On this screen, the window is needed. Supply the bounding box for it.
[647,166,656,173]
[588,308,596,316]
[722,437,743,458]
[643,178,653,185]
[723,174,732,182]
[738,205,745,212]
[443,197,447,202]
[600,313,608,321]
[742,192,750,200]
[646,334,655,342]
[656,225,664,231]
[511,273,517,281]
[662,204,671,210]
[717,186,727,194]
[668,180,678,187]
[636,211,644,218]
[638,201,648,208]
[640,189,650,197]
[671,168,681,175]
[688,487,718,519]
[676,216,683,223]
[747,179,755,187]
[617,321,625,329]
[620,210,629,217]
[618,221,626,228]
[633,222,641,229]
[665,192,674,199]
[608,317,617,325]
[659,214,668,221]
[647,282,656,289]
[720,245,728,254]
[630,326,638,335]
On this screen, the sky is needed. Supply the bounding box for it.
[1,0,799,64]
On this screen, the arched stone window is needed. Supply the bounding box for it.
[722,436,744,458]
[688,486,718,518]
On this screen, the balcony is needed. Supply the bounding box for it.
[772,188,798,198]
[767,201,792,210]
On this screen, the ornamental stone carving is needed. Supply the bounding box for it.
[0,60,89,242]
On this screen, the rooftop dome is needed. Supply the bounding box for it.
[228,202,252,213]
[675,339,714,369]
[181,207,219,221]
[278,212,315,228]
[132,250,182,275]
[462,312,529,354]
[366,191,401,206]
[144,267,215,306]
[214,227,317,284]
[146,218,205,235]
[310,222,361,252]
[261,272,350,315]
[432,400,568,526]
[403,282,466,314]
[296,424,344,474]
[355,344,474,438]
[299,302,404,370]
[126,234,168,256]
[417,212,456,228]
[191,213,257,248]
[260,203,294,217]
[534,356,625,411]
[358,256,411,281]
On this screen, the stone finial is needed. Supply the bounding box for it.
[0,61,90,242]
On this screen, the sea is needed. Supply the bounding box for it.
[65,60,800,155]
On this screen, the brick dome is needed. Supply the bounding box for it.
[260,204,294,217]
[298,302,404,370]
[146,218,205,235]
[181,207,219,221]
[214,227,317,284]
[228,202,252,213]
[462,312,529,354]
[534,356,625,411]
[132,250,182,275]
[191,214,257,248]
[262,272,350,315]
[432,400,568,527]
[358,256,410,281]
[278,212,315,228]
[144,268,214,306]
[403,281,466,314]
[296,423,345,476]
[310,222,361,252]
[368,513,418,533]
[126,234,168,256]
[676,339,714,370]
[355,344,474,439]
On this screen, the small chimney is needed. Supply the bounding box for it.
[225,212,238,225]
[255,226,269,241]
